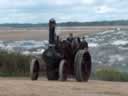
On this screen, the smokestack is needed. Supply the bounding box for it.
[49,18,56,45]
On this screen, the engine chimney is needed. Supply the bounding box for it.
[49,18,56,45]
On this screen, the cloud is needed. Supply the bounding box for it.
[0,0,36,9]
[43,0,73,6]
[42,0,95,6]
[96,5,116,13]
[0,0,128,23]
[81,0,95,5]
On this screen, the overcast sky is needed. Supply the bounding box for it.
[0,0,127,23]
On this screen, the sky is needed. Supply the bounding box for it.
[0,0,127,23]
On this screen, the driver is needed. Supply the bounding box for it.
[67,33,74,42]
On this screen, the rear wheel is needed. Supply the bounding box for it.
[59,59,68,81]
[74,50,91,82]
[30,59,39,80]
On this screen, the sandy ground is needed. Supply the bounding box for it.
[0,78,127,96]
[0,26,128,41]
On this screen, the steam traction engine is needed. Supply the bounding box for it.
[30,19,92,82]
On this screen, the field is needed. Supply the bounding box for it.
[0,26,128,96]
[0,26,128,40]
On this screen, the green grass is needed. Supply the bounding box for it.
[95,68,128,82]
[0,51,31,77]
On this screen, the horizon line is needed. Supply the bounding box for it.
[0,19,128,24]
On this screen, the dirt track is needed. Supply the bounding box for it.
[0,78,127,96]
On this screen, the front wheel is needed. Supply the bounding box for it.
[59,59,68,81]
[74,50,91,82]
[46,63,59,80]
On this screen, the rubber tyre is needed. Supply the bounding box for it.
[74,50,91,82]
[59,60,68,81]
[30,58,39,80]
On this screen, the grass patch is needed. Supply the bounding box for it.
[95,68,128,81]
[0,51,31,77]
